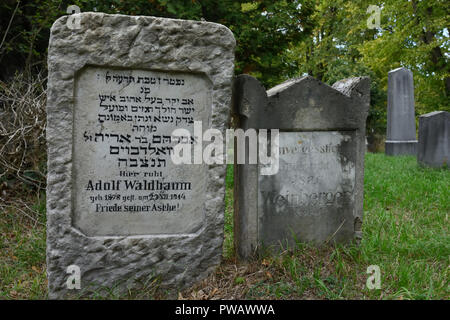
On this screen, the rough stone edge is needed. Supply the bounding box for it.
[332,77,370,242]
[231,75,268,259]
[46,12,235,298]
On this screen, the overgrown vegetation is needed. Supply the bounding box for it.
[1,155,448,299]
[0,72,47,193]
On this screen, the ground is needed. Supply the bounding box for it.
[0,153,449,299]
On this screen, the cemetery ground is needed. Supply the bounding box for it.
[1,154,448,300]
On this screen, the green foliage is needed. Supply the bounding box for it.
[289,0,449,134]
[0,0,448,136]
[0,0,313,89]
[0,0,67,78]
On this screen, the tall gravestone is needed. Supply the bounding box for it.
[233,75,370,259]
[46,13,235,298]
[418,111,449,168]
[385,67,418,155]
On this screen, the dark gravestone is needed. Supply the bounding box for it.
[232,75,370,259]
[418,111,449,168]
[385,67,418,155]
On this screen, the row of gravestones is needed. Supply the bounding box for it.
[45,14,445,299]
[385,67,449,168]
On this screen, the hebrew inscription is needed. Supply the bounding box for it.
[73,67,212,236]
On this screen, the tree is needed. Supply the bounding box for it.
[1,0,447,136]
[289,0,449,136]
[357,0,449,113]
[0,0,315,88]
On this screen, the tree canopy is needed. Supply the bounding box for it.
[0,0,448,135]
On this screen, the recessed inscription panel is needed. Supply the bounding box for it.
[73,67,211,236]
[258,131,356,245]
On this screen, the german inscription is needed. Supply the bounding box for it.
[258,131,356,244]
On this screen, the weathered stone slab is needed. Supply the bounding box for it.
[385,67,417,155]
[73,67,211,236]
[418,111,449,168]
[259,131,356,245]
[233,75,370,259]
[46,13,235,298]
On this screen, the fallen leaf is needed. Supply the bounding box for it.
[32,266,39,272]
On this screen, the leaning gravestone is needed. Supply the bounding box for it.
[418,111,449,168]
[385,67,418,155]
[233,75,370,259]
[46,13,235,298]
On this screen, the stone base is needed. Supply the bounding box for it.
[385,140,417,156]
[418,159,449,169]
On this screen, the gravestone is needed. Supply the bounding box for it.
[233,75,370,259]
[385,67,418,155]
[46,13,235,298]
[418,111,449,168]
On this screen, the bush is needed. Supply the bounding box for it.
[0,72,47,194]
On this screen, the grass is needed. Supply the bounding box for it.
[357,154,449,299]
[184,154,449,300]
[0,192,47,299]
[1,153,449,299]
[223,162,235,260]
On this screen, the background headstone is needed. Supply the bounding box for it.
[233,75,370,259]
[418,111,449,168]
[46,13,235,298]
[385,67,418,155]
